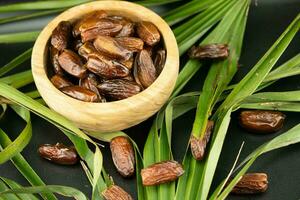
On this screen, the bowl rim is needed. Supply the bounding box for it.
[31,0,179,131]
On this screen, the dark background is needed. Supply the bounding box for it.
[0,0,300,199]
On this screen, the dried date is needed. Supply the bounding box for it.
[110,136,135,177]
[154,49,166,76]
[137,21,160,46]
[79,73,106,102]
[230,173,268,194]
[116,37,144,52]
[51,74,73,89]
[188,44,229,60]
[102,185,133,200]
[141,160,184,186]
[239,110,285,133]
[97,79,141,100]
[134,50,156,88]
[58,50,87,78]
[51,21,72,51]
[113,16,135,37]
[190,120,214,160]
[61,86,99,102]
[38,143,78,165]
[49,46,63,75]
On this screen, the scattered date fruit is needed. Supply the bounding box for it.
[239,110,285,133]
[110,136,135,177]
[230,173,268,194]
[188,44,229,60]
[141,160,184,186]
[48,10,166,102]
[102,185,133,200]
[38,143,78,165]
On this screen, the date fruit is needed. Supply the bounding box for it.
[116,37,144,52]
[113,16,135,37]
[137,21,160,46]
[61,86,99,102]
[51,21,71,51]
[93,36,132,60]
[79,73,106,102]
[134,50,156,88]
[50,46,63,75]
[230,173,268,194]
[188,44,229,60]
[110,136,135,177]
[239,110,285,133]
[97,79,141,100]
[58,50,86,78]
[190,120,214,160]
[141,160,184,186]
[102,185,133,200]
[38,143,78,165]
[86,55,129,79]
[51,74,73,89]
[154,49,166,76]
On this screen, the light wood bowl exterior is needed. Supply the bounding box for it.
[31,1,179,133]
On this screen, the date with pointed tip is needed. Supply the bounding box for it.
[38,143,78,165]
[116,37,144,52]
[110,136,135,177]
[51,74,73,89]
[49,46,63,75]
[51,21,72,51]
[190,120,214,160]
[141,160,184,186]
[79,73,106,102]
[61,86,99,102]
[102,185,133,200]
[230,173,268,194]
[188,44,229,60]
[137,21,161,46]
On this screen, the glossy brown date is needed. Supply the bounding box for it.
[38,143,78,165]
[113,16,135,37]
[78,42,97,60]
[134,50,156,88]
[141,160,184,186]
[230,173,268,194]
[51,21,71,51]
[188,44,229,60]
[102,185,133,200]
[116,37,144,52]
[97,79,141,100]
[154,49,166,76]
[239,110,285,133]
[137,21,160,46]
[79,73,106,102]
[190,120,214,160]
[58,50,86,78]
[61,86,99,102]
[51,74,73,89]
[49,46,63,75]
[110,136,135,177]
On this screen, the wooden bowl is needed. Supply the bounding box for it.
[31,1,179,133]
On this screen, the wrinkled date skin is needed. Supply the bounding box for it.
[86,55,129,79]
[134,50,157,88]
[154,49,166,76]
[113,16,135,37]
[239,110,286,133]
[102,185,133,200]
[49,46,63,75]
[58,50,86,78]
[110,136,135,177]
[141,160,184,186]
[188,44,229,60]
[190,120,214,160]
[93,36,132,60]
[230,173,268,194]
[51,74,73,89]
[38,143,78,165]
[79,73,106,102]
[97,79,141,100]
[61,86,99,102]
[116,37,144,52]
[78,42,97,60]
[51,21,72,51]
[137,21,161,46]
[80,18,123,42]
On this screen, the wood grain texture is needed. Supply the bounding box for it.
[31,1,179,133]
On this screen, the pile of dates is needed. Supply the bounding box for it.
[49,10,166,102]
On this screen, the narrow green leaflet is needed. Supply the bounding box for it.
[216,13,300,116]
[0,185,88,200]
[0,180,20,200]
[0,106,31,164]
[164,0,215,25]
[0,82,103,199]
[0,177,39,200]
[0,31,40,44]
[0,126,57,200]
[0,70,33,89]
[239,102,300,112]
[0,48,32,77]
[216,122,300,199]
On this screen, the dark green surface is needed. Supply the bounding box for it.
[0,0,299,199]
